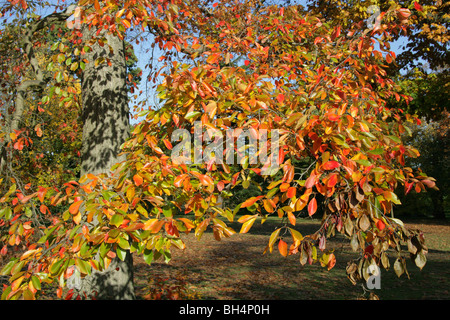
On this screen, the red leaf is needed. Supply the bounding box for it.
[163,139,173,150]
[13,139,24,151]
[308,198,317,216]
[376,219,385,231]
[276,93,285,104]
[326,173,338,188]
[331,26,341,40]
[414,2,423,11]
[305,172,318,189]
[322,161,340,171]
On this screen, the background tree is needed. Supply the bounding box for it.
[304,0,449,70]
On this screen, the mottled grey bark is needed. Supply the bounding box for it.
[75,25,135,300]
[80,26,130,176]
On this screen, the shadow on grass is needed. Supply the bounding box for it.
[133,215,450,300]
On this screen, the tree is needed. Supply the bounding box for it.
[305,0,449,70]
[0,0,434,300]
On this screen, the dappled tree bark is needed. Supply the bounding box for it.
[80,27,130,177]
[75,25,135,299]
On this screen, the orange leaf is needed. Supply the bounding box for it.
[286,187,296,198]
[174,174,188,188]
[94,0,101,12]
[35,124,43,137]
[133,174,143,186]
[278,239,288,257]
[276,93,285,104]
[263,199,275,213]
[327,253,336,270]
[287,212,296,226]
[143,219,165,233]
[241,196,263,208]
[69,200,83,215]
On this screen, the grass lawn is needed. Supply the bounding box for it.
[133,217,450,300]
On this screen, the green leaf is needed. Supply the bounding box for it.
[162,205,173,218]
[388,135,402,144]
[75,259,91,275]
[38,225,58,244]
[184,111,201,120]
[0,207,12,220]
[55,71,63,83]
[368,148,384,155]
[50,259,65,275]
[1,259,17,276]
[116,247,127,261]
[356,159,372,167]
[68,225,81,239]
[110,214,124,227]
[102,190,116,201]
[143,249,154,265]
[118,236,130,250]
[266,187,279,199]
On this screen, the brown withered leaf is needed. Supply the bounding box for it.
[358,214,371,232]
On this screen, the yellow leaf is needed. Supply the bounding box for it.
[73,211,81,225]
[239,215,257,233]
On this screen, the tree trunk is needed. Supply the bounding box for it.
[74,25,135,299]
[80,27,130,176]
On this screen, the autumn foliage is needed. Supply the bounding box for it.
[0,0,436,300]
